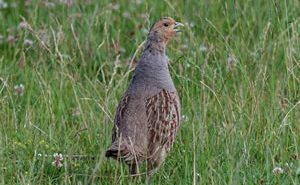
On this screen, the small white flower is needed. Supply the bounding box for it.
[7,35,15,42]
[18,21,28,30]
[53,153,63,160]
[227,55,237,66]
[72,108,80,117]
[0,0,8,9]
[180,44,188,51]
[189,22,196,28]
[52,161,63,167]
[108,3,119,10]
[285,162,293,168]
[8,35,17,46]
[37,153,42,157]
[122,11,131,19]
[52,153,63,167]
[14,84,25,96]
[181,115,189,121]
[24,39,33,46]
[37,29,50,45]
[141,28,148,34]
[272,167,284,174]
[140,14,148,19]
[199,45,208,52]
[196,173,200,177]
[296,167,300,175]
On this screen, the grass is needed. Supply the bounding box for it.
[0,0,299,184]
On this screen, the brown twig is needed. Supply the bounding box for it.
[38,154,96,160]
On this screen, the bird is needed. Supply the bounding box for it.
[105,17,183,177]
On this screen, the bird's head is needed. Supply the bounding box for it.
[148,17,184,46]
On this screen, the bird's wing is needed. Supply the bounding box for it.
[108,93,147,163]
[146,89,181,154]
[111,94,130,142]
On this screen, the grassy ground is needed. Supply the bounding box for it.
[0,0,299,184]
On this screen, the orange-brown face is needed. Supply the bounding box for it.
[150,17,184,44]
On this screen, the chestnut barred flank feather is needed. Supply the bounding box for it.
[105,17,183,176]
[146,90,180,174]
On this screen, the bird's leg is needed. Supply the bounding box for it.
[129,163,138,176]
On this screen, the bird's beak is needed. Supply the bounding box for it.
[174,22,184,32]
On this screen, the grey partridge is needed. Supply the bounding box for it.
[106,17,183,176]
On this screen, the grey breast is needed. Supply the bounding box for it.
[127,49,176,99]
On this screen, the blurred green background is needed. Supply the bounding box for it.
[0,0,299,184]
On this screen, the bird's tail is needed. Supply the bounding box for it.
[106,139,143,167]
[105,141,134,161]
[105,142,123,159]
[105,141,123,159]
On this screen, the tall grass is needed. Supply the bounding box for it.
[0,0,299,184]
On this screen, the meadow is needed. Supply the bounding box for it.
[0,0,299,184]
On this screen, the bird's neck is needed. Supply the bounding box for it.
[127,38,175,95]
[144,33,168,54]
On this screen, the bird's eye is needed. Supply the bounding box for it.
[164,23,169,27]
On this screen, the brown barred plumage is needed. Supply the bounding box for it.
[146,90,180,174]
